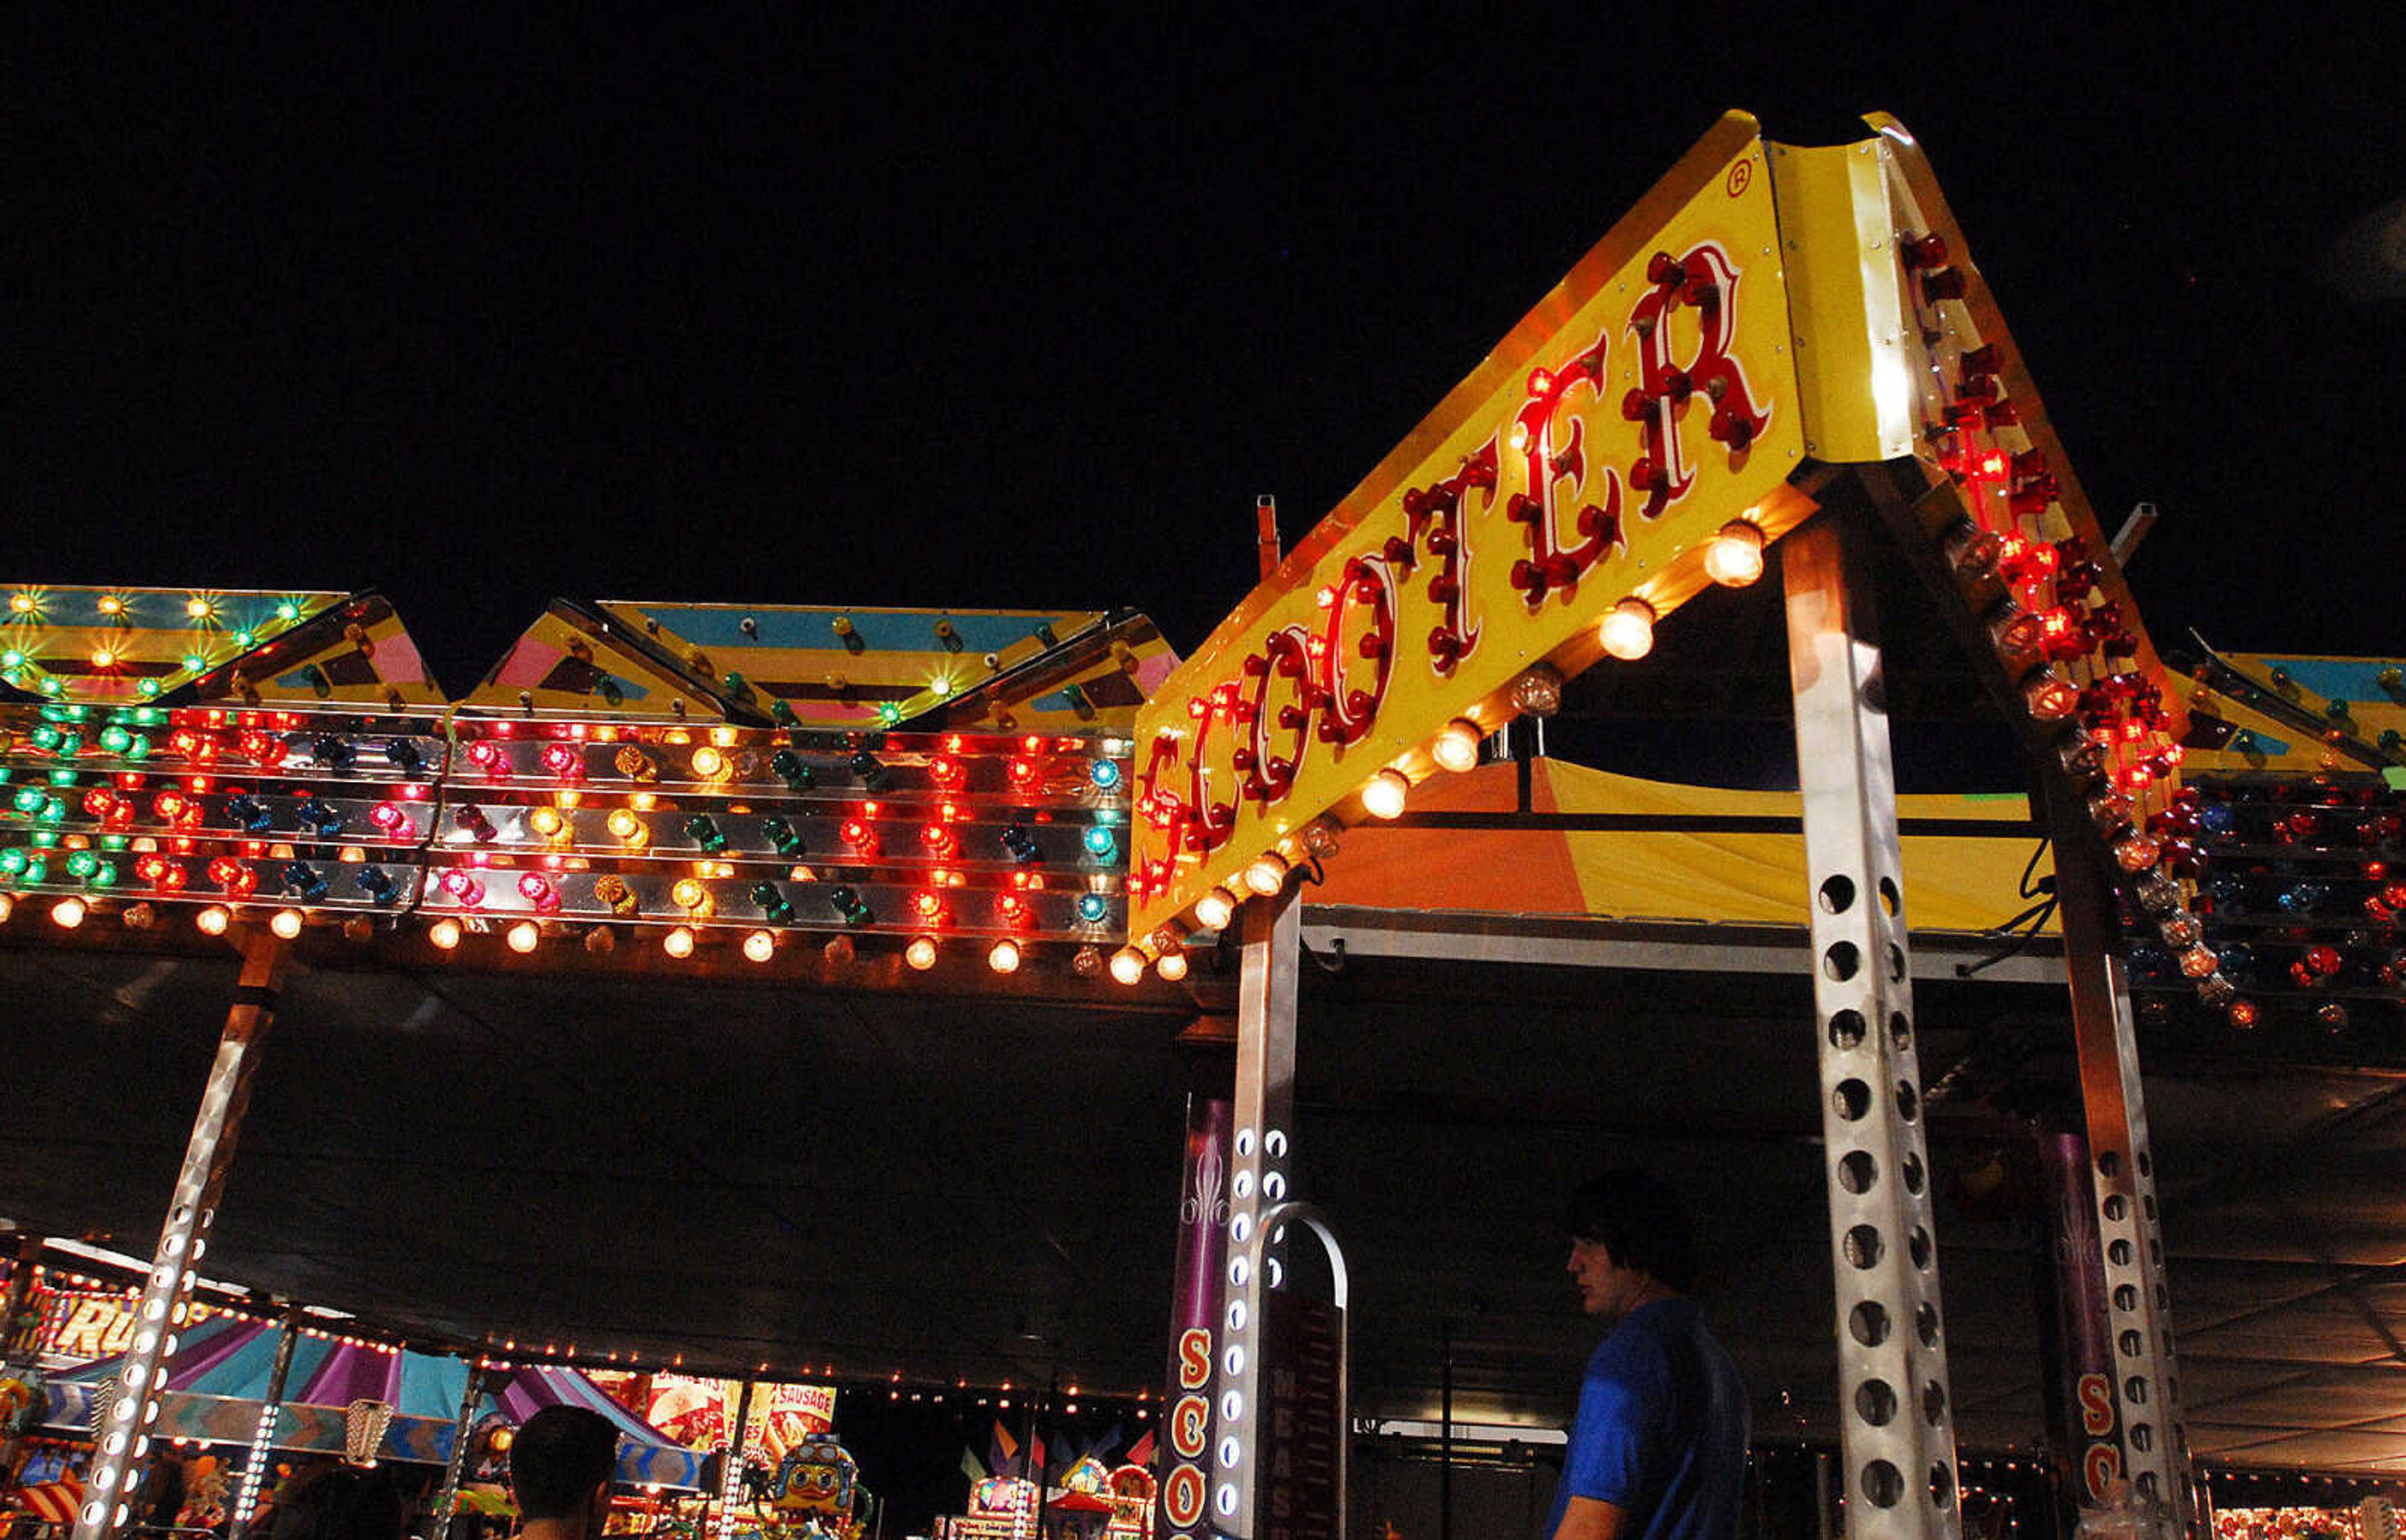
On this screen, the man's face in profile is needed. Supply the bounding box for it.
[1566,1237,1648,1326]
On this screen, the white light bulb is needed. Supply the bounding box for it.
[1431,717,1482,773]
[1704,521,1767,587]
[1361,768,1410,819]
[1194,886,1237,931]
[1600,596,1658,660]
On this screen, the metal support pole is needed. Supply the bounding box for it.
[1783,516,1961,1539]
[427,1361,491,1540]
[72,929,289,1540]
[226,1305,303,1540]
[714,1377,756,1540]
[1211,885,1301,1537]
[2042,781,2197,1533]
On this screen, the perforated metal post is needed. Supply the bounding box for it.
[1783,516,1961,1539]
[226,1305,302,1540]
[2044,781,2197,1533]
[1211,885,1301,1538]
[71,928,289,1540]
[427,1361,491,1540]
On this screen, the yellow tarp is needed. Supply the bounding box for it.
[1310,758,2055,935]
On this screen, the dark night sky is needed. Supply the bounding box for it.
[8,11,2400,694]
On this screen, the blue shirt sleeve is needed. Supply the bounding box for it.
[1561,1328,1668,1509]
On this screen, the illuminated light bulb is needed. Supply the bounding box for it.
[526,805,565,838]
[194,905,230,937]
[517,873,561,912]
[540,743,583,781]
[605,809,650,849]
[1194,886,1238,930]
[51,897,88,929]
[1081,824,1118,860]
[1600,597,1657,661]
[268,908,304,940]
[741,929,776,964]
[1361,767,1410,820]
[2020,669,2080,722]
[1243,851,1291,897]
[670,878,714,917]
[662,926,697,959]
[1108,947,1147,986]
[1432,717,1482,773]
[987,937,1023,974]
[1703,520,1767,587]
[689,746,727,780]
[905,935,939,971]
[1075,892,1110,925]
[439,869,487,907]
[506,921,540,954]
[186,598,213,619]
[0,893,12,924]
[1156,949,1190,982]
[8,593,34,614]
[90,647,119,670]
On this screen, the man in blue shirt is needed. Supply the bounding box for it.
[1546,1169,1749,1540]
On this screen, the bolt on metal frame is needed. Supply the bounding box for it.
[1784,514,1962,1539]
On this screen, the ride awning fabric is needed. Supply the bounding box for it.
[46,1317,702,1487]
[1306,757,2053,935]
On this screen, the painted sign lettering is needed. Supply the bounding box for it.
[1128,113,1810,945]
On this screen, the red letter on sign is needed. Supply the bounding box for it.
[1503,340,1622,606]
[1164,1464,1206,1528]
[1170,1393,1211,1460]
[1624,242,1772,519]
[1178,1328,1213,1391]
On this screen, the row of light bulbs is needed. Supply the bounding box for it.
[1128,516,1770,964]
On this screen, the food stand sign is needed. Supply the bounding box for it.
[1127,112,1814,947]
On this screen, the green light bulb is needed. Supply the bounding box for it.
[233,630,256,648]
[137,678,162,698]
[132,707,160,726]
[0,649,23,667]
[28,726,60,751]
[274,601,301,622]
[20,856,46,883]
[124,733,150,761]
[10,788,44,814]
[28,830,58,849]
[46,769,76,786]
[88,860,117,888]
[0,848,28,876]
[182,653,206,672]
[34,798,65,825]
[98,834,128,851]
[877,701,903,726]
[100,726,132,753]
[65,850,99,880]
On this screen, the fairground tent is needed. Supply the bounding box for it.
[39,1315,703,1488]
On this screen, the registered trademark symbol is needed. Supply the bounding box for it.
[1727,160,1754,197]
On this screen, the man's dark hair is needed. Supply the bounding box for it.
[1566,1167,1700,1293]
[510,1406,620,1521]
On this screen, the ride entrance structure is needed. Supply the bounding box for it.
[1117,110,2392,1540]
